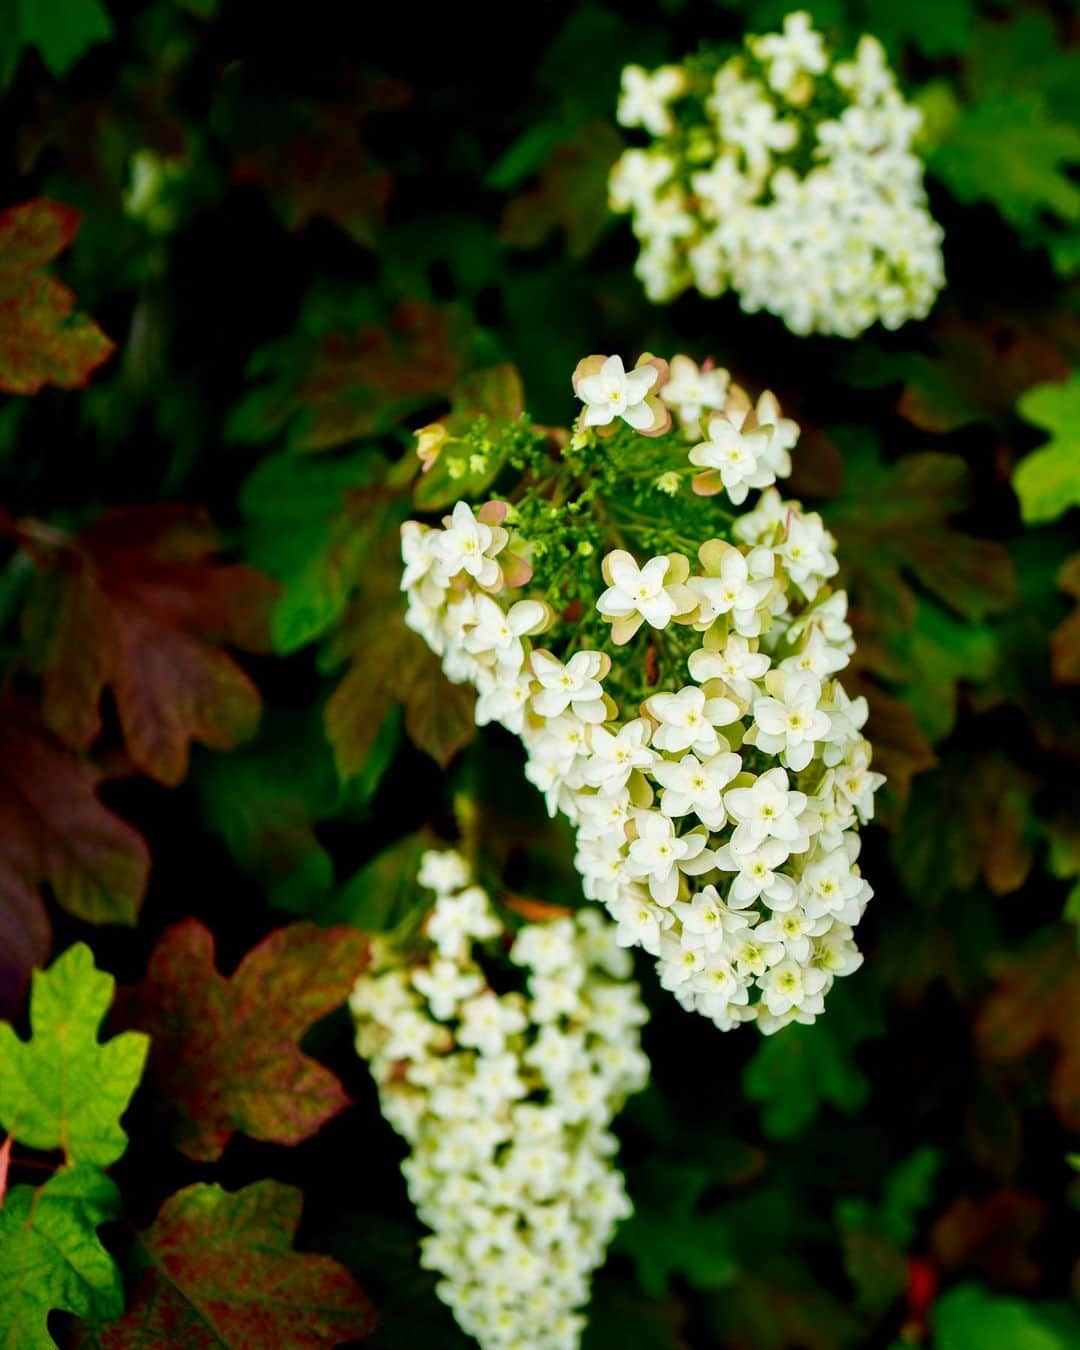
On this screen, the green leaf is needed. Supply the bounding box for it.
[240,449,390,654]
[743,980,884,1139]
[854,0,973,59]
[196,706,398,915]
[0,944,147,1166]
[932,1285,1080,1350]
[835,1149,940,1313]
[323,832,430,933]
[1015,374,1080,525]
[0,1164,123,1349]
[930,92,1080,233]
[614,1158,736,1297]
[3,0,113,83]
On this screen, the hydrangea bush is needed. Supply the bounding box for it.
[350,850,648,1350]
[402,354,884,1035]
[609,11,945,336]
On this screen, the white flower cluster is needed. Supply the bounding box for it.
[609,12,945,336]
[402,356,884,1037]
[351,851,648,1350]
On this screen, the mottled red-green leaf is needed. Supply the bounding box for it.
[831,443,1017,624]
[845,305,1080,432]
[0,198,114,394]
[1053,554,1080,684]
[976,928,1080,1129]
[930,1190,1045,1290]
[117,918,369,1161]
[79,1181,376,1347]
[500,121,623,258]
[0,697,150,1015]
[232,300,471,453]
[20,506,276,786]
[324,600,475,780]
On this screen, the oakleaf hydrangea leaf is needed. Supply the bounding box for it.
[1014,374,1080,525]
[0,1165,122,1349]
[0,199,114,394]
[118,919,369,1161]
[932,1284,1080,1350]
[930,92,1080,233]
[742,981,884,1138]
[2,0,113,82]
[0,943,148,1166]
[77,1180,376,1347]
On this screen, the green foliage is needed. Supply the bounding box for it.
[0,1165,123,1349]
[932,1285,1080,1350]
[1015,374,1080,523]
[1,0,113,83]
[1,1,1079,1345]
[743,980,884,1138]
[0,944,147,1166]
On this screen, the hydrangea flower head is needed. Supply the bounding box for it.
[608,13,945,337]
[401,352,884,1040]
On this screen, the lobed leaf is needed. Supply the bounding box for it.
[0,199,114,394]
[77,1180,376,1347]
[118,919,369,1161]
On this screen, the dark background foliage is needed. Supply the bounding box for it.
[1,0,1079,1346]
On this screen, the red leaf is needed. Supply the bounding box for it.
[79,1180,376,1346]
[117,919,369,1162]
[20,506,277,786]
[0,198,114,394]
[976,928,1080,1130]
[0,697,150,1014]
[930,1189,1045,1290]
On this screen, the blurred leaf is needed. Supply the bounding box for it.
[976,928,1080,1131]
[931,1284,1080,1350]
[842,308,1078,433]
[1053,555,1080,684]
[615,1157,737,1297]
[829,431,1017,625]
[0,198,114,394]
[20,506,276,787]
[856,0,972,58]
[836,1149,941,1314]
[500,122,622,259]
[1014,374,1080,525]
[707,1269,860,1350]
[118,918,369,1161]
[215,66,409,249]
[0,698,150,1014]
[323,832,429,934]
[891,752,1036,903]
[0,1165,122,1348]
[79,1180,376,1346]
[931,93,1080,233]
[1,0,112,82]
[0,943,147,1166]
[228,298,472,453]
[931,1190,1045,1290]
[743,980,884,1139]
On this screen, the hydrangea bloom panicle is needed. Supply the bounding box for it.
[608,13,944,336]
[400,353,884,1039]
[351,852,648,1350]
